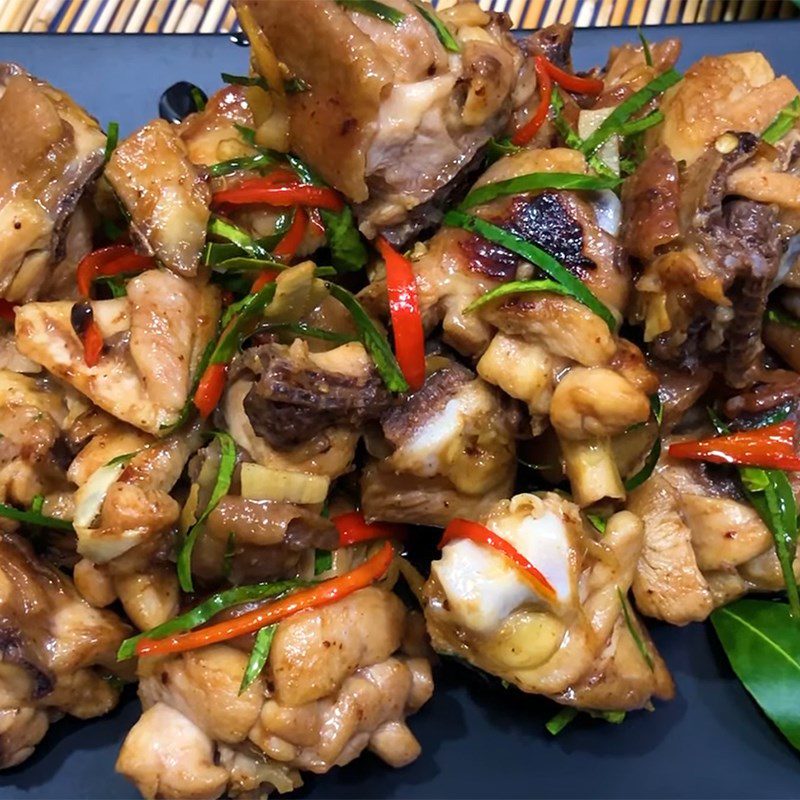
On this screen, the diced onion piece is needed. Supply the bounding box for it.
[73,461,126,529]
[578,108,620,176]
[76,526,151,563]
[239,462,330,504]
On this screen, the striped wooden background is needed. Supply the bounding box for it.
[1,0,797,33]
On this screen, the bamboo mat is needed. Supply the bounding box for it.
[1,0,797,33]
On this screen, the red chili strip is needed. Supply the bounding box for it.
[332,511,405,547]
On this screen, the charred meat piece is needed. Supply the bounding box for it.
[238,0,527,244]
[15,270,220,434]
[105,120,211,276]
[424,492,674,710]
[117,587,433,798]
[241,340,392,450]
[0,532,130,768]
[0,64,105,302]
[634,133,784,387]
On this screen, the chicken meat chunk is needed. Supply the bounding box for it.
[0,64,105,302]
[117,586,432,798]
[105,120,211,277]
[238,0,528,244]
[424,492,674,711]
[15,269,220,434]
[0,532,130,768]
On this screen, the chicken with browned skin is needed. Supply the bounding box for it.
[14,270,220,434]
[629,446,800,625]
[105,120,211,277]
[237,0,528,244]
[117,587,432,799]
[0,64,105,302]
[424,492,673,711]
[361,361,517,527]
[0,532,130,768]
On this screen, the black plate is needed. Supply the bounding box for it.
[2,21,800,799]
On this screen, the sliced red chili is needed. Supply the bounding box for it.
[543,60,604,95]
[440,518,557,603]
[669,422,800,472]
[251,269,280,293]
[273,208,308,261]
[512,56,553,146]
[213,180,343,211]
[332,511,405,547]
[82,320,105,367]
[77,245,154,298]
[193,363,228,419]
[376,237,426,392]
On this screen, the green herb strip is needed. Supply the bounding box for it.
[314,549,334,575]
[104,121,119,164]
[762,97,800,146]
[711,599,800,750]
[460,172,620,210]
[325,282,409,392]
[550,92,617,178]
[240,624,278,693]
[117,577,310,660]
[410,0,460,52]
[617,587,654,671]
[177,431,238,592]
[0,502,74,532]
[624,395,664,491]
[486,137,521,164]
[580,69,682,157]
[253,321,357,345]
[618,110,664,137]
[587,513,607,534]
[207,152,276,178]
[465,280,572,313]
[444,210,617,331]
[709,411,800,617]
[546,707,578,735]
[334,0,406,24]
[221,72,269,92]
[207,217,271,260]
[637,29,654,67]
[765,307,800,330]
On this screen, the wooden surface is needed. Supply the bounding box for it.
[1,0,797,33]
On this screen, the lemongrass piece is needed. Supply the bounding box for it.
[239,463,330,505]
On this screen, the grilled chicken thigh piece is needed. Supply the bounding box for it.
[15,270,220,434]
[0,532,130,768]
[424,492,673,711]
[238,0,528,244]
[0,64,105,302]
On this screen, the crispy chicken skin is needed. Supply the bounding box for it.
[118,588,433,799]
[0,532,130,768]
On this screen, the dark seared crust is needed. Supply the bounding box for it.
[522,23,574,71]
[460,192,595,282]
[650,132,779,383]
[242,344,392,449]
[376,147,489,249]
[622,146,681,263]
[381,364,472,447]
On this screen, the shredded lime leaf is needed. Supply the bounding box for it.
[239,624,277,693]
[762,97,800,145]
